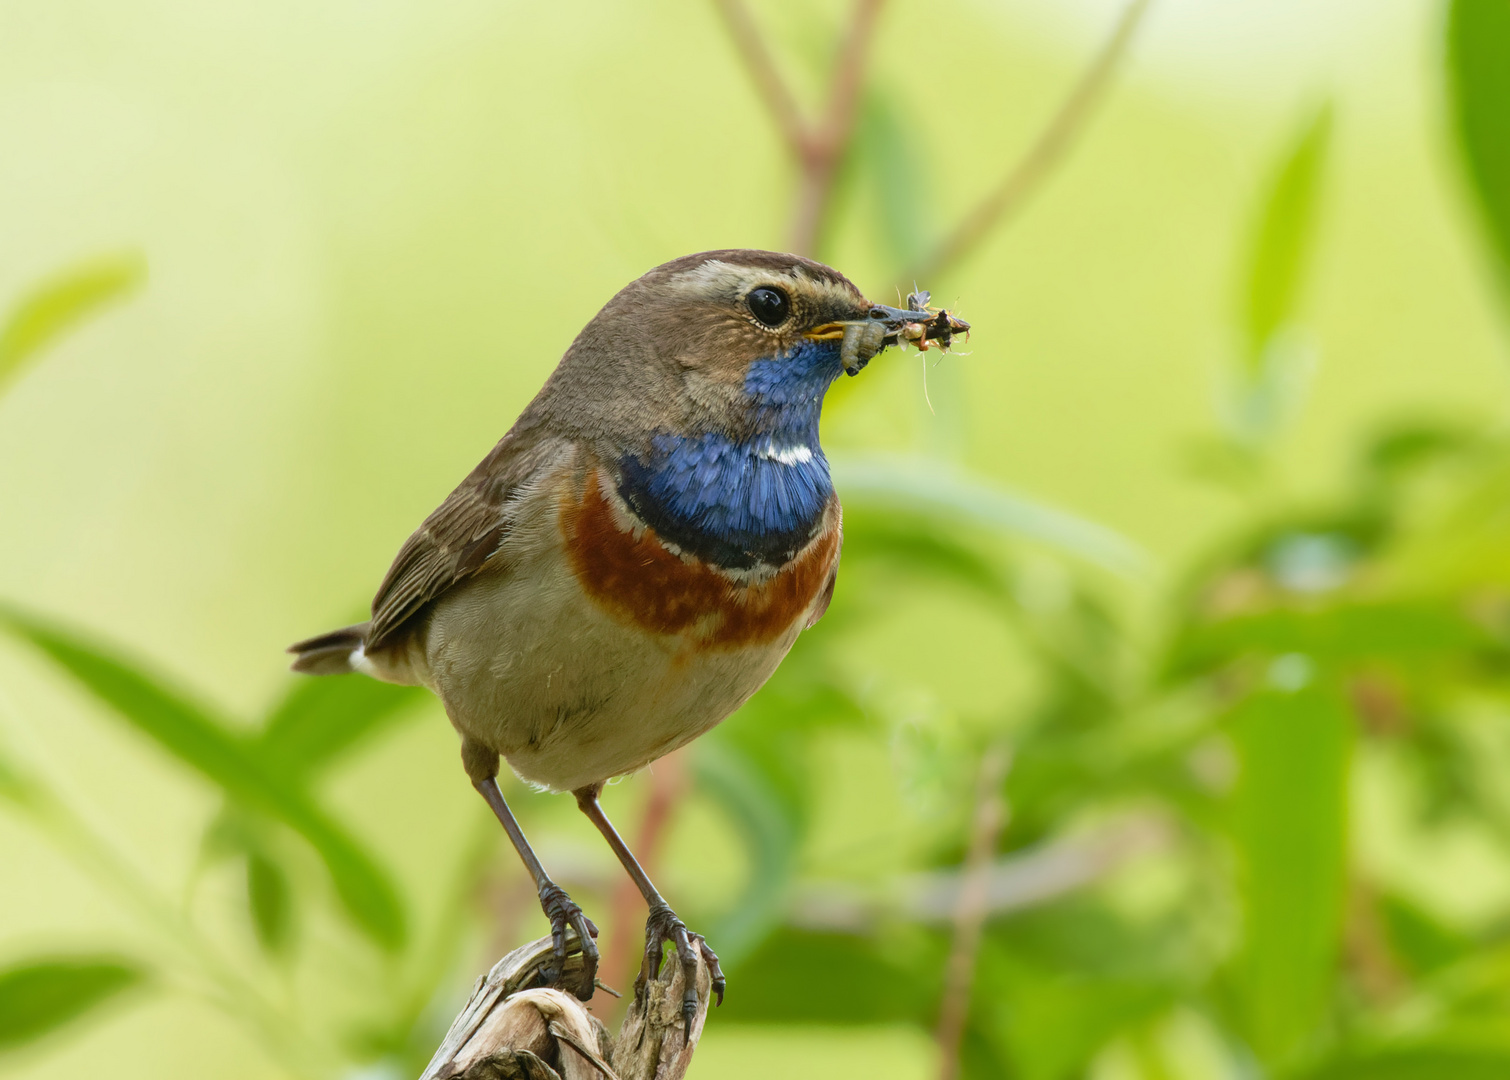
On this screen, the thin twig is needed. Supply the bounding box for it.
[784,813,1172,932]
[908,0,1153,282]
[710,0,808,157]
[934,741,1012,1080]
[712,0,886,256]
[788,0,885,255]
[817,0,884,153]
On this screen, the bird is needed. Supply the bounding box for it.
[288,249,967,1034]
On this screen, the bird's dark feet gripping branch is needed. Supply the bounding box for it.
[289,251,968,1020]
[577,783,726,1036]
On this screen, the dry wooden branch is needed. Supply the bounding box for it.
[611,945,712,1080]
[421,931,711,1080]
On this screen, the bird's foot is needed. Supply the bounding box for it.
[538,881,599,1001]
[643,901,726,1039]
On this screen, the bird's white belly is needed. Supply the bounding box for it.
[421,522,798,793]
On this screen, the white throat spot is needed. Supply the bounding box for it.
[755,440,814,466]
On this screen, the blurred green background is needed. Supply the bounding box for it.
[6,0,1510,1077]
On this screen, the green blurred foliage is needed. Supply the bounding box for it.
[1241,105,1332,370]
[6,2,1510,1080]
[0,958,143,1051]
[1221,687,1350,1064]
[0,252,142,392]
[1448,0,1510,291]
[0,608,410,952]
[1192,102,1334,481]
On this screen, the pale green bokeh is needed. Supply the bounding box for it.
[694,1023,937,1079]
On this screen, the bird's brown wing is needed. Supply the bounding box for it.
[367,431,563,650]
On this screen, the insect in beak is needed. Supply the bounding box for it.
[806,292,972,375]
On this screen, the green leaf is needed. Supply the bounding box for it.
[987,890,1195,980]
[0,252,145,392]
[0,745,40,809]
[965,909,1190,1079]
[1448,0,1510,290]
[258,676,426,776]
[1222,686,1351,1065]
[247,850,295,956]
[980,968,1172,1080]
[0,958,144,1050]
[716,925,942,1026]
[1241,104,1332,364]
[1376,892,1472,978]
[0,609,407,950]
[1364,421,1479,483]
[841,508,1012,606]
[199,807,300,955]
[693,735,803,965]
[1167,600,1492,678]
[1300,1044,1510,1080]
[831,453,1147,576]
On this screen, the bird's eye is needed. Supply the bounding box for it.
[747,286,790,327]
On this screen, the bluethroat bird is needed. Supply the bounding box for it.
[289,250,968,1033]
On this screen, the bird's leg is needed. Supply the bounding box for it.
[574,783,726,1038]
[469,766,599,1000]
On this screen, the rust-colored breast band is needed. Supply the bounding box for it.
[560,469,840,650]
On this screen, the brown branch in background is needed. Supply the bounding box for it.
[1343,878,1407,1006]
[784,813,1172,932]
[934,741,1012,1080]
[597,749,689,1023]
[712,0,886,257]
[789,0,884,256]
[908,0,1153,283]
[710,0,808,155]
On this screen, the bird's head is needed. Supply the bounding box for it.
[538,249,966,445]
[646,249,903,379]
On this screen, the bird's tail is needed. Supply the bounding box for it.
[287,621,371,675]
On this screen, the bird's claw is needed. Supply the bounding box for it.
[643,902,725,1041]
[538,881,599,1001]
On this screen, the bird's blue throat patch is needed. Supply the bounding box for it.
[617,339,843,570]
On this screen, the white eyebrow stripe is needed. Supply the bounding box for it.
[667,259,859,308]
[668,259,747,298]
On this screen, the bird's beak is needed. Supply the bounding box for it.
[805,295,971,375]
